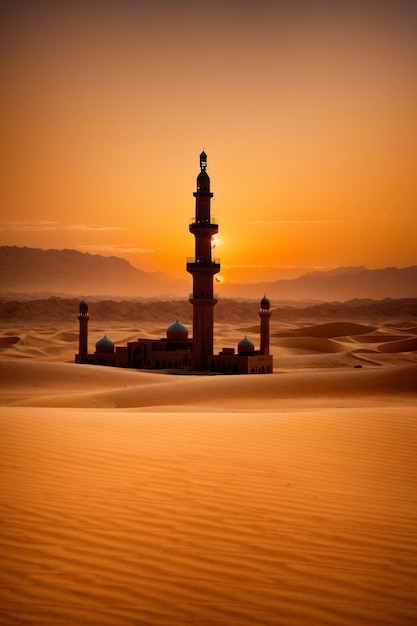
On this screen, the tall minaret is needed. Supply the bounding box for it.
[187,151,220,370]
[77,299,89,363]
[259,295,271,355]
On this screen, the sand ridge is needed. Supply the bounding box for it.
[0,360,416,410]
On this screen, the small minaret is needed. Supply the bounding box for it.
[77,299,89,363]
[259,295,271,355]
[187,151,220,370]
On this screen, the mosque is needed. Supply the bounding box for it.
[75,152,273,374]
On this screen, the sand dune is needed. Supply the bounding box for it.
[0,302,416,625]
[0,360,416,410]
[379,337,417,353]
[276,336,346,353]
[274,321,377,338]
[351,333,413,343]
[0,335,20,347]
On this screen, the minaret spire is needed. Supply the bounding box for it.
[259,295,271,355]
[77,299,89,363]
[186,151,220,370]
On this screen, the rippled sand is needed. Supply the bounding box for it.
[0,311,416,625]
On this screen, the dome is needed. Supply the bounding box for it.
[197,168,210,190]
[167,319,189,341]
[79,299,89,311]
[197,169,209,181]
[95,335,114,353]
[238,335,255,354]
[260,295,270,310]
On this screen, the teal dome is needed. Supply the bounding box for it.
[95,335,114,352]
[167,320,189,341]
[79,299,88,311]
[238,335,255,354]
[260,295,270,310]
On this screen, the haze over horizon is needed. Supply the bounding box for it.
[1,0,416,285]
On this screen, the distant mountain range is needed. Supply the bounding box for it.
[221,265,417,301]
[1,246,416,302]
[0,246,188,298]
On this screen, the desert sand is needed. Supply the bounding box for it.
[0,303,416,625]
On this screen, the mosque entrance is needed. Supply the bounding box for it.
[133,347,143,368]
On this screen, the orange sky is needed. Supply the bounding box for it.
[1,0,416,284]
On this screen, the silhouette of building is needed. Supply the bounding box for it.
[77,299,89,362]
[75,152,273,374]
[187,150,220,370]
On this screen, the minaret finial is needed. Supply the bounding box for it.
[200,150,207,170]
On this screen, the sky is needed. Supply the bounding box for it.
[1,0,416,284]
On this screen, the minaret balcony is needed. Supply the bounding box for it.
[186,257,221,273]
[193,190,213,198]
[189,218,218,235]
[189,293,219,300]
[189,216,218,225]
[189,294,218,304]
